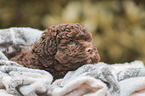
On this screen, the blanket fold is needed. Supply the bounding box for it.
[0,60,53,96]
[0,27,42,59]
[0,60,144,96]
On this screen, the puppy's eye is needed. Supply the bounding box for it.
[68,41,76,45]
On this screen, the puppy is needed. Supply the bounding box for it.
[11,23,100,79]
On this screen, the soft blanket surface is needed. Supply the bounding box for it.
[0,60,144,96]
[0,27,42,59]
[0,28,145,96]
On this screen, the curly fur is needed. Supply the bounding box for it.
[11,23,100,79]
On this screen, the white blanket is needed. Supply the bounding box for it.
[0,27,42,59]
[0,60,144,96]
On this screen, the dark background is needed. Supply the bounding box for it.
[0,0,145,64]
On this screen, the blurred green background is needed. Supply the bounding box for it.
[0,0,145,64]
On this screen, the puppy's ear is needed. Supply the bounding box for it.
[31,27,59,67]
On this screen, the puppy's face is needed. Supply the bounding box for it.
[54,23,100,69]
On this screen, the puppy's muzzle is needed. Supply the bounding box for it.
[86,47,100,63]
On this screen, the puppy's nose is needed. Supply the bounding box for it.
[86,48,93,54]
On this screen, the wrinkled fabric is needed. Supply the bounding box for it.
[51,61,144,96]
[0,60,53,96]
[0,51,8,60]
[0,27,42,59]
[0,27,42,47]
[0,60,144,96]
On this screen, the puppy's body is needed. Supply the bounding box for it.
[11,23,100,79]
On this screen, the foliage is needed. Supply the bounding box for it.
[0,0,145,63]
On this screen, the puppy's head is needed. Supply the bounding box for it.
[33,23,100,71]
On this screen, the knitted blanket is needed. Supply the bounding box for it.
[0,27,42,59]
[0,28,145,96]
[0,59,144,96]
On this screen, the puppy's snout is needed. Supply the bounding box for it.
[86,48,93,54]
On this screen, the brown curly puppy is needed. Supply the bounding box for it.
[11,23,100,79]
